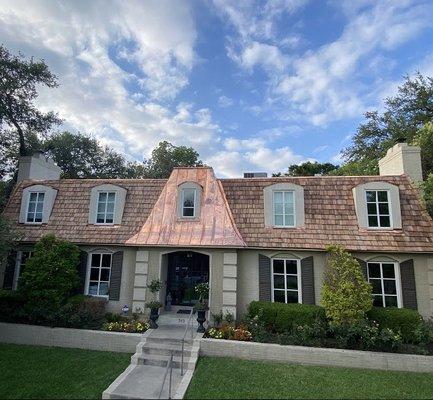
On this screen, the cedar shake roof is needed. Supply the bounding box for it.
[126,167,246,247]
[3,171,433,252]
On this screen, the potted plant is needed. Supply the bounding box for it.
[146,279,163,329]
[194,282,209,333]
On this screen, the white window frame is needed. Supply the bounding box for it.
[271,258,302,304]
[85,252,113,298]
[273,190,296,228]
[96,191,116,225]
[367,261,402,308]
[12,250,33,290]
[181,187,197,218]
[26,192,45,224]
[365,189,393,229]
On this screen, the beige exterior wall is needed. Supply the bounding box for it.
[81,246,137,314]
[236,249,433,319]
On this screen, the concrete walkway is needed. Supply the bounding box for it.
[103,320,202,399]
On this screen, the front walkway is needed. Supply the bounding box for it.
[103,320,202,399]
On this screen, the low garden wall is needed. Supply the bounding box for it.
[0,322,141,353]
[200,338,433,373]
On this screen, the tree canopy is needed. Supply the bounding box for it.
[0,45,60,157]
[142,140,203,178]
[275,161,339,177]
[342,73,433,175]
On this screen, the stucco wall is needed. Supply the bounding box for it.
[81,246,136,314]
[236,249,433,319]
[142,247,225,316]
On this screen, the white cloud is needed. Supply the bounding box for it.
[273,0,433,126]
[237,41,287,71]
[218,95,234,108]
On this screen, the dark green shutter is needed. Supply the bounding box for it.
[109,251,123,301]
[301,256,315,304]
[258,254,271,301]
[3,251,17,290]
[77,250,88,294]
[356,258,368,280]
[400,259,418,310]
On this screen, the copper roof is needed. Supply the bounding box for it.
[3,170,433,252]
[126,167,246,247]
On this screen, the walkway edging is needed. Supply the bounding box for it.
[200,338,433,373]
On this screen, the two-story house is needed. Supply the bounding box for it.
[2,142,433,319]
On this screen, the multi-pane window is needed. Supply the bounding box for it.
[97,192,115,224]
[27,192,44,223]
[181,188,196,217]
[273,191,295,227]
[14,251,33,290]
[88,253,112,297]
[272,259,301,303]
[368,262,400,307]
[366,190,391,228]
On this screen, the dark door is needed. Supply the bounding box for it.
[167,251,209,306]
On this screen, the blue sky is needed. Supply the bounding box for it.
[1,0,433,177]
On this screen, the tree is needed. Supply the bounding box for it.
[322,245,372,325]
[413,122,433,177]
[278,161,339,176]
[0,215,18,265]
[142,141,203,178]
[343,73,433,169]
[44,131,131,179]
[20,234,80,316]
[0,45,60,156]
[423,174,433,218]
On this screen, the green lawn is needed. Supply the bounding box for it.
[0,343,131,399]
[186,356,433,399]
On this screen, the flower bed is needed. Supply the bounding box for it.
[102,320,149,333]
[206,325,252,341]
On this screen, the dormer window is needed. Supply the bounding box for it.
[263,183,304,228]
[96,192,116,224]
[88,184,127,225]
[27,192,45,223]
[181,188,196,217]
[19,185,57,225]
[273,191,295,227]
[352,182,401,230]
[177,182,202,219]
[366,190,391,228]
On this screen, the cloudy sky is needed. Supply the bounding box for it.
[1,0,433,177]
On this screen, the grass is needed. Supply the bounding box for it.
[0,343,131,399]
[186,356,433,399]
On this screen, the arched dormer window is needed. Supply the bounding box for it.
[19,184,57,224]
[88,184,127,225]
[263,183,305,228]
[352,182,401,229]
[178,182,202,219]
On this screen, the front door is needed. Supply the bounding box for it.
[167,251,209,306]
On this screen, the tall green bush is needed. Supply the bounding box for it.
[322,244,372,325]
[20,234,80,316]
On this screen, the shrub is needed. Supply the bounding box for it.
[0,290,26,322]
[105,313,129,324]
[20,234,80,316]
[322,244,372,325]
[367,307,423,342]
[247,301,325,333]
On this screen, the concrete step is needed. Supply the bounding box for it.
[157,313,194,326]
[137,353,188,369]
[146,336,193,346]
[142,343,192,357]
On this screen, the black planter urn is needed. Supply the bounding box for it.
[196,310,206,333]
[149,307,159,329]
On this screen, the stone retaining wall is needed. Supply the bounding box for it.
[0,322,141,353]
[200,338,433,373]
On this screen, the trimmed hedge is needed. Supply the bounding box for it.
[248,301,326,333]
[0,290,26,322]
[367,307,423,342]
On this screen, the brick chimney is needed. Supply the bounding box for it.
[378,142,422,183]
[17,151,61,182]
